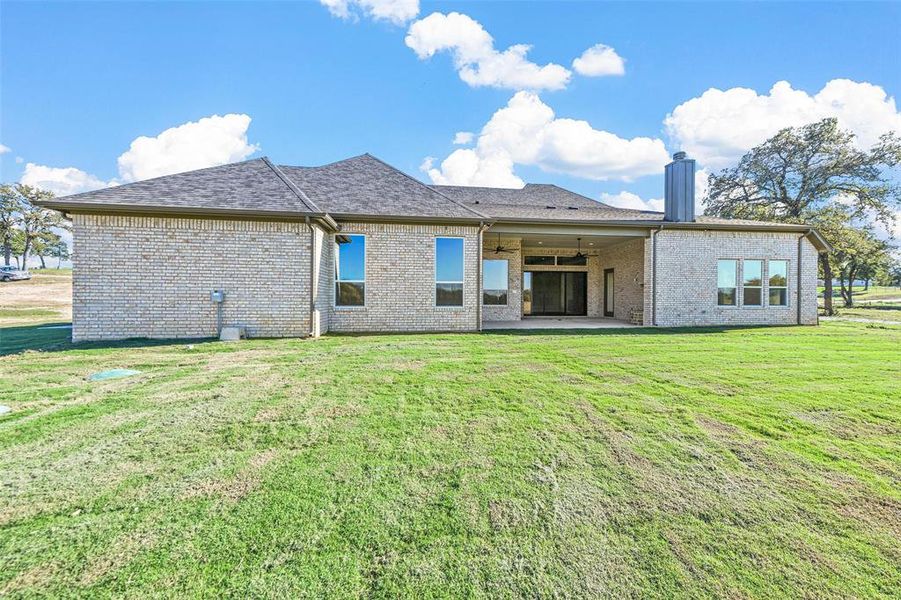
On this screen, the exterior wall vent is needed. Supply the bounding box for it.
[664,151,696,222]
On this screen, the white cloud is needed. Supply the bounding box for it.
[320,0,419,25]
[0,144,10,154]
[665,79,901,170]
[405,12,571,91]
[599,191,663,212]
[572,44,625,77]
[424,91,670,187]
[22,113,260,197]
[453,131,474,145]
[20,163,114,196]
[117,113,259,182]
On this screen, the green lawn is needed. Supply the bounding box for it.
[1,323,899,597]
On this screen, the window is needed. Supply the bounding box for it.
[717,259,737,306]
[743,260,762,306]
[436,237,464,306]
[769,260,788,306]
[483,260,508,305]
[524,255,555,266]
[557,255,588,266]
[335,234,365,306]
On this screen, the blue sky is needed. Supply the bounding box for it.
[2,1,900,212]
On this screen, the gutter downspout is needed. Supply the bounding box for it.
[306,216,316,338]
[797,232,805,325]
[651,225,663,326]
[477,221,488,331]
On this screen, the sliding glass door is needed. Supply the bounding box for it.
[523,272,587,316]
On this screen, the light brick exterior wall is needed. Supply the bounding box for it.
[650,229,818,327]
[71,214,312,341]
[595,238,646,321]
[481,237,522,321]
[328,222,480,332]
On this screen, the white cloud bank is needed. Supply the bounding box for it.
[21,113,259,196]
[424,91,670,187]
[600,191,663,212]
[453,131,474,145]
[20,164,115,196]
[572,44,625,77]
[0,144,10,154]
[117,114,259,182]
[319,0,419,25]
[405,12,571,91]
[666,79,901,170]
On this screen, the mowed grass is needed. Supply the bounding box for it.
[1,323,899,597]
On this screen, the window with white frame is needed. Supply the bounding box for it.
[435,237,464,306]
[743,260,762,306]
[769,260,788,306]
[717,259,738,306]
[335,234,365,306]
[483,259,508,305]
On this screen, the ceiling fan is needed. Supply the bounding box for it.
[574,237,587,259]
[489,232,515,254]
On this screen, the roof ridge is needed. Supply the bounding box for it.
[362,153,491,221]
[262,157,321,213]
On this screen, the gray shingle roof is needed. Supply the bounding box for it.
[37,153,817,240]
[42,158,319,215]
[431,183,611,210]
[279,155,487,220]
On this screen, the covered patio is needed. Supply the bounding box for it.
[480,224,650,327]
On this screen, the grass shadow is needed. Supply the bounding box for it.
[0,322,217,356]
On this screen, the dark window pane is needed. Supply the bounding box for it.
[336,282,365,306]
[744,287,761,306]
[769,260,787,287]
[770,288,787,306]
[524,255,555,266]
[557,255,587,266]
[718,287,736,306]
[437,283,463,306]
[436,238,464,282]
[335,235,365,281]
[483,260,508,291]
[483,290,508,305]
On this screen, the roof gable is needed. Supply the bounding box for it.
[279,154,487,221]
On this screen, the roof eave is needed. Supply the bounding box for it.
[36,200,324,222]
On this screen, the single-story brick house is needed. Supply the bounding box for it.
[38,152,829,341]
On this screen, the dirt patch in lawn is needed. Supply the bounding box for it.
[180,449,278,502]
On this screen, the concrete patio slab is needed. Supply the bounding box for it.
[482,317,638,330]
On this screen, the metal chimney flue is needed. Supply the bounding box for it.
[664,151,695,222]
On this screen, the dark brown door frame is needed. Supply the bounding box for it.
[603,268,614,317]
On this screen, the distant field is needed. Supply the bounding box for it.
[0,269,72,327]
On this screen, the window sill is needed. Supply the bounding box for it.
[435,305,466,311]
[334,305,367,311]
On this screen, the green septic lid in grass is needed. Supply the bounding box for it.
[87,369,141,382]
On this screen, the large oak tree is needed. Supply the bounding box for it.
[703,118,901,314]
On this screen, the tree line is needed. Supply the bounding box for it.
[1,184,71,270]
[703,118,901,312]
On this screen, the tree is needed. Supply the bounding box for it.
[704,118,901,314]
[0,184,23,266]
[14,185,66,270]
[32,231,63,270]
[49,238,70,268]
